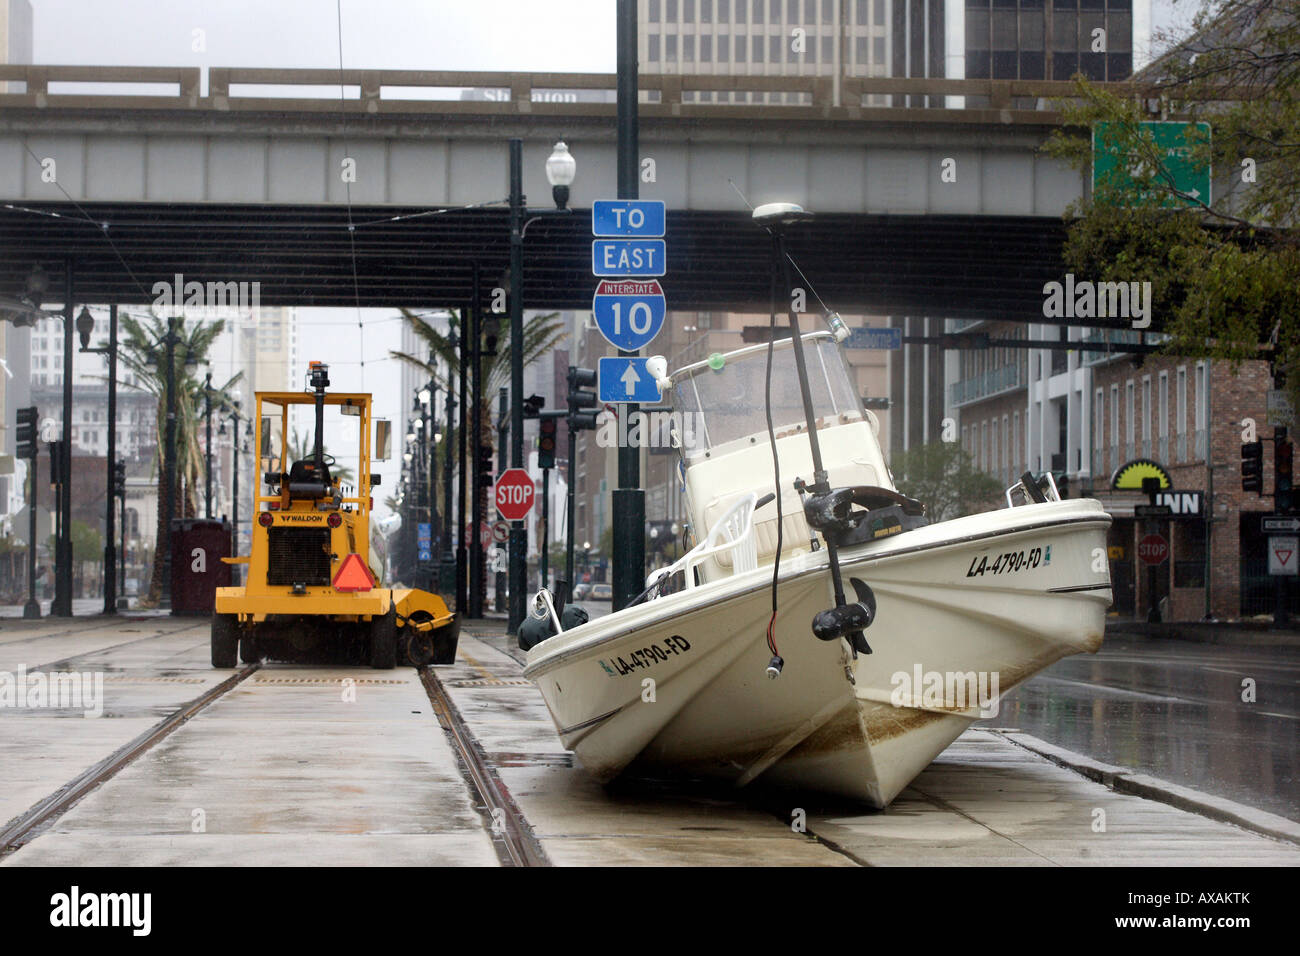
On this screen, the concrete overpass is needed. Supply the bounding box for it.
[0,67,1124,318]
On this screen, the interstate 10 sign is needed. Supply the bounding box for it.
[592,279,666,351]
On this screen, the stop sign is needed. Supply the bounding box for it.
[1138,533,1168,566]
[494,468,536,521]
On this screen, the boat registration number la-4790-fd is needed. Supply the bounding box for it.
[601,635,692,677]
[966,545,1052,577]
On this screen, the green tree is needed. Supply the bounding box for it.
[48,520,102,563]
[889,442,1002,522]
[1041,0,1300,401]
[116,313,243,606]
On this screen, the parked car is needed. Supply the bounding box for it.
[571,583,592,601]
[590,583,613,601]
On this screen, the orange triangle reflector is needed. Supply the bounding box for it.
[332,553,374,592]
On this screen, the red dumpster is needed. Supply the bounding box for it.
[170,518,233,616]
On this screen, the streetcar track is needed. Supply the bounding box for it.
[0,664,259,857]
[31,622,209,672]
[0,618,141,648]
[419,666,550,868]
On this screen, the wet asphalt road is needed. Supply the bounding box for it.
[978,632,1300,822]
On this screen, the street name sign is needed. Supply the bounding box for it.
[592,199,665,238]
[598,357,662,403]
[591,239,666,277]
[844,327,903,350]
[592,279,666,351]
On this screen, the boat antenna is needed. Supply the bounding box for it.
[762,245,785,679]
[729,179,841,331]
[753,202,866,657]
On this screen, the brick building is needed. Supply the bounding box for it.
[951,320,1030,490]
[1084,353,1282,621]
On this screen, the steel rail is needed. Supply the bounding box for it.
[419,666,549,868]
[0,664,259,856]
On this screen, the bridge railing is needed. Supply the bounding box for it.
[0,65,1213,123]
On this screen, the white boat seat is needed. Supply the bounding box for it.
[656,493,759,591]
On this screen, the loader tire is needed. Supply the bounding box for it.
[369,609,397,670]
[240,635,261,664]
[211,614,239,668]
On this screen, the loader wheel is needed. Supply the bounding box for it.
[211,614,239,668]
[240,636,261,664]
[369,609,397,670]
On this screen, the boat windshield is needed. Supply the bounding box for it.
[672,334,864,459]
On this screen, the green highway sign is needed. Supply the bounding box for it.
[1092,121,1212,208]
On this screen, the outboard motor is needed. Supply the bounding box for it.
[811,577,876,655]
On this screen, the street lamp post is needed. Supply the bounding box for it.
[75,304,119,615]
[204,369,213,518]
[53,259,75,616]
[505,136,575,633]
[442,327,457,590]
[159,317,182,608]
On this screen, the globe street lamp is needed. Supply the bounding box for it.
[506,137,576,633]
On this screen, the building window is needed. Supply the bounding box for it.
[1158,371,1169,462]
[1125,379,1135,459]
[1176,365,1187,461]
[753,34,764,61]
[684,0,695,21]
[650,0,661,22]
[1194,362,1208,460]
[719,0,730,19]
[649,34,660,61]
[700,34,712,60]
[683,34,695,59]
[667,0,679,19]
[1142,375,1152,457]
[667,34,678,58]
[1110,384,1120,466]
[1093,388,1104,474]
[734,33,746,59]
[753,0,764,23]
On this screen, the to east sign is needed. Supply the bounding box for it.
[592,239,666,277]
[1138,533,1168,566]
[592,200,665,238]
[592,279,665,351]
[494,468,536,521]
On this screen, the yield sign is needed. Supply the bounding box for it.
[1268,536,1298,576]
[332,553,375,592]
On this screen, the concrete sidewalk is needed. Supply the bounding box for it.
[1107,619,1300,647]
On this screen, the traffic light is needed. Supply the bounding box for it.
[538,414,558,469]
[1242,440,1263,492]
[1276,434,1294,514]
[114,460,127,498]
[522,394,544,419]
[477,443,496,488]
[16,406,38,460]
[48,441,64,486]
[567,366,599,431]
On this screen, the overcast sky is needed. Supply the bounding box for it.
[22,0,1195,513]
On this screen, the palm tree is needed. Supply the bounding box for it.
[390,307,566,585]
[117,313,243,606]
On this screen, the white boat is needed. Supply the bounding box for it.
[523,330,1112,807]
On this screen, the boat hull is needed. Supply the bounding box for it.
[524,498,1111,807]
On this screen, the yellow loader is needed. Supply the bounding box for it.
[212,362,459,669]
